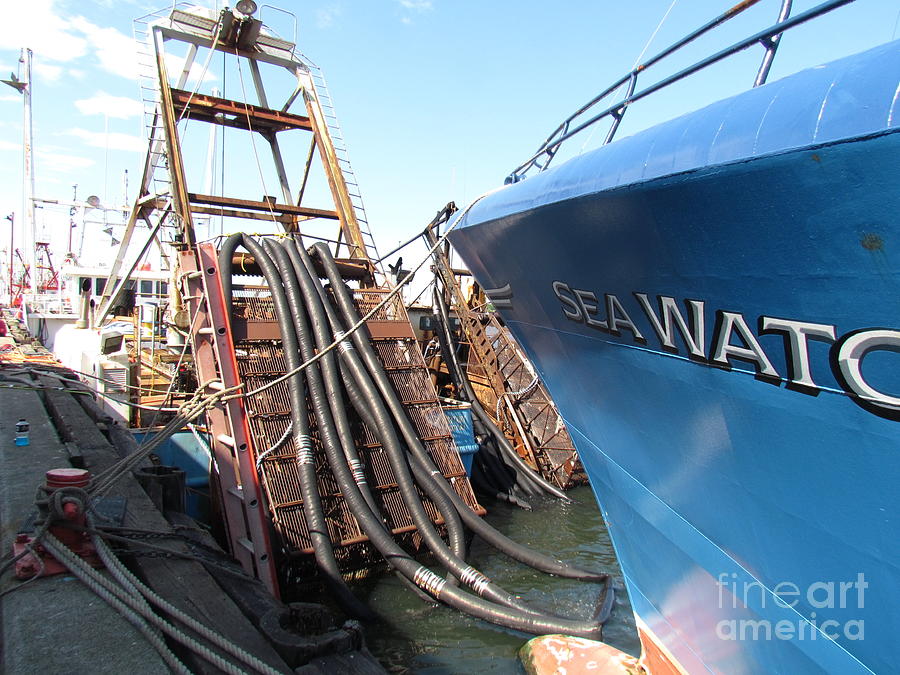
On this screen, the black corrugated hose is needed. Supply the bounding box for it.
[214,234,614,636]
[310,242,609,583]
[282,239,561,616]
[218,233,374,621]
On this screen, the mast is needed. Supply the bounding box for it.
[5,214,13,304]
[2,49,34,298]
[21,49,35,297]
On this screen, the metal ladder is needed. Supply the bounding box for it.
[462,309,585,489]
[132,9,174,204]
[304,63,382,266]
[427,225,585,489]
[179,244,280,594]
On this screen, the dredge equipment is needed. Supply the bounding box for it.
[425,208,587,494]
[110,1,611,638]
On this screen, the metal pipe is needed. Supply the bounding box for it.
[7,213,14,303]
[510,0,855,181]
[754,0,793,86]
[75,277,91,329]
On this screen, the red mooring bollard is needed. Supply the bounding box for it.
[13,468,102,579]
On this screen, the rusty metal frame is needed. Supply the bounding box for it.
[145,9,374,268]
[427,224,585,488]
[153,26,195,245]
[170,88,313,133]
[187,193,338,221]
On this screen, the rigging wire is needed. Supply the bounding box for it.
[176,15,227,124]
[375,229,427,265]
[222,191,500,403]
[233,49,282,232]
[578,0,678,154]
[137,294,201,437]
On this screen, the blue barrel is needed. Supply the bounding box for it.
[443,405,479,474]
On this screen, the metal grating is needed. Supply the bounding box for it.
[234,294,278,322]
[353,290,406,322]
[230,287,482,585]
[424,224,586,490]
[473,314,587,488]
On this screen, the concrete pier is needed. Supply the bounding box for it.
[0,384,169,673]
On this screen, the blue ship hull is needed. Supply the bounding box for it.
[449,42,899,674]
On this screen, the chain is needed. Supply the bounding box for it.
[93,526,254,579]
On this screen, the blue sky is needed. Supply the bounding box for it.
[1,0,898,268]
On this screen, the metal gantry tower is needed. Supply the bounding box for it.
[116,3,479,595]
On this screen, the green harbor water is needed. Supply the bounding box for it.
[361,485,640,674]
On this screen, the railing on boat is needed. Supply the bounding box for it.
[507,0,858,183]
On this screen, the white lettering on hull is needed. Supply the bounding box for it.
[550,281,899,420]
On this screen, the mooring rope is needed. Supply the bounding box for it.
[494,374,540,424]
[27,510,284,674]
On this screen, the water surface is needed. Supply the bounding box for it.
[363,485,640,673]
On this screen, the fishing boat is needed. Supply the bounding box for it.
[448,1,898,673]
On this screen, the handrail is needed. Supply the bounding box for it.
[754,0,793,85]
[259,4,299,55]
[507,0,856,184]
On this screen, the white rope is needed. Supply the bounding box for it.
[88,527,278,674]
[254,421,294,470]
[89,380,240,498]
[39,535,201,675]
[22,365,179,397]
[41,522,281,674]
[495,374,540,423]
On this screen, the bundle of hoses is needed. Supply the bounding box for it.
[216,234,614,639]
[431,282,570,509]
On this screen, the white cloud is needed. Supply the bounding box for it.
[316,6,342,29]
[35,149,95,172]
[0,139,20,151]
[0,1,141,81]
[70,17,139,80]
[33,63,64,82]
[0,0,89,63]
[0,95,22,103]
[75,92,143,119]
[398,0,433,10]
[90,0,143,8]
[63,128,145,153]
[397,0,432,24]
